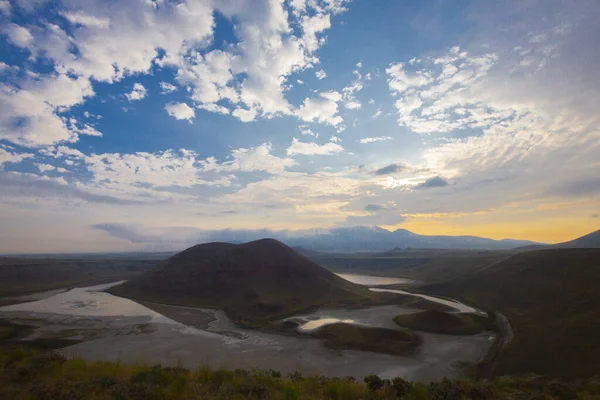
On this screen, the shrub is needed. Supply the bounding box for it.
[392,376,412,397]
[364,374,384,391]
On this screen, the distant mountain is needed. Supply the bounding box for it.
[424,248,600,378]
[109,239,374,325]
[271,226,537,252]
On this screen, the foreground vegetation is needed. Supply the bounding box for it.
[1,348,599,400]
[393,310,488,335]
[425,249,600,378]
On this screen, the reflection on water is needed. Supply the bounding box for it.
[297,317,356,332]
[0,281,176,323]
[335,273,412,286]
[369,288,479,314]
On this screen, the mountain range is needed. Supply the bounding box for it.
[198,226,540,252]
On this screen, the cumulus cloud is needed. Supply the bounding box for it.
[165,102,195,122]
[286,138,344,156]
[360,136,393,144]
[159,82,177,94]
[295,91,343,127]
[125,83,147,101]
[2,23,33,48]
[0,148,33,168]
[315,69,327,79]
[34,163,56,173]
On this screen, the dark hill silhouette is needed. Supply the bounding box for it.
[110,239,374,325]
[517,228,600,250]
[554,229,600,248]
[424,248,600,378]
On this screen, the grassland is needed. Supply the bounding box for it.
[313,323,421,356]
[393,310,485,335]
[1,348,598,400]
[424,248,600,378]
[308,249,512,283]
[0,256,159,300]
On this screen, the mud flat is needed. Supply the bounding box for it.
[0,280,490,381]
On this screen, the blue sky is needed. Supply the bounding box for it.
[0,0,599,252]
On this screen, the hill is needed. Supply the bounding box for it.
[308,248,511,283]
[393,310,485,335]
[423,248,600,378]
[554,229,600,248]
[516,228,600,250]
[109,239,382,325]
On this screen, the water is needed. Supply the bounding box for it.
[0,277,491,381]
[369,288,480,314]
[335,273,413,286]
[0,281,176,323]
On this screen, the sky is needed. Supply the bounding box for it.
[0,0,599,253]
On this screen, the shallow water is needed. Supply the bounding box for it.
[0,282,176,323]
[335,273,413,286]
[369,288,480,314]
[0,276,491,381]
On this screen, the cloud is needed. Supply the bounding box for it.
[286,138,344,156]
[315,69,327,79]
[34,163,55,173]
[360,136,393,144]
[0,171,140,205]
[416,176,449,189]
[0,148,33,168]
[373,163,403,175]
[364,204,384,212]
[125,83,147,101]
[0,73,95,146]
[200,143,297,175]
[2,23,33,48]
[342,67,366,109]
[372,109,382,119]
[165,102,195,122]
[295,91,344,127]
[159,82,177,94]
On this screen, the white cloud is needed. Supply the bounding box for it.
[342,67,366,109]
[0,148,33,167]
[295,91,343,126]
[360,136,393,144]
[329,135,341,143]
[159,82,177,94]
[232,107,257,122]
[125,83,147,101]
[372,109,382,119]
[35,163,56,173]
[287,138,344,155]
[61,11,110,28]
[3,23,33,48]
[165,102,195,122]
[315,69,327,80]
[0,74,95,146]
[200,143,296,174]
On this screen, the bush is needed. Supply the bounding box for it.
[364,374,384,391]
[392,376,412,397]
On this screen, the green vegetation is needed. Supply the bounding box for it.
[313,323,421,356]
[308,249,512,283]
[393,310,485,335]
[1,348,599,400]
[424,248,600,378]
[0,257,159,300]
[110,239,444,327]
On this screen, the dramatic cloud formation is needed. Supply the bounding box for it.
[0,0,598,252]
